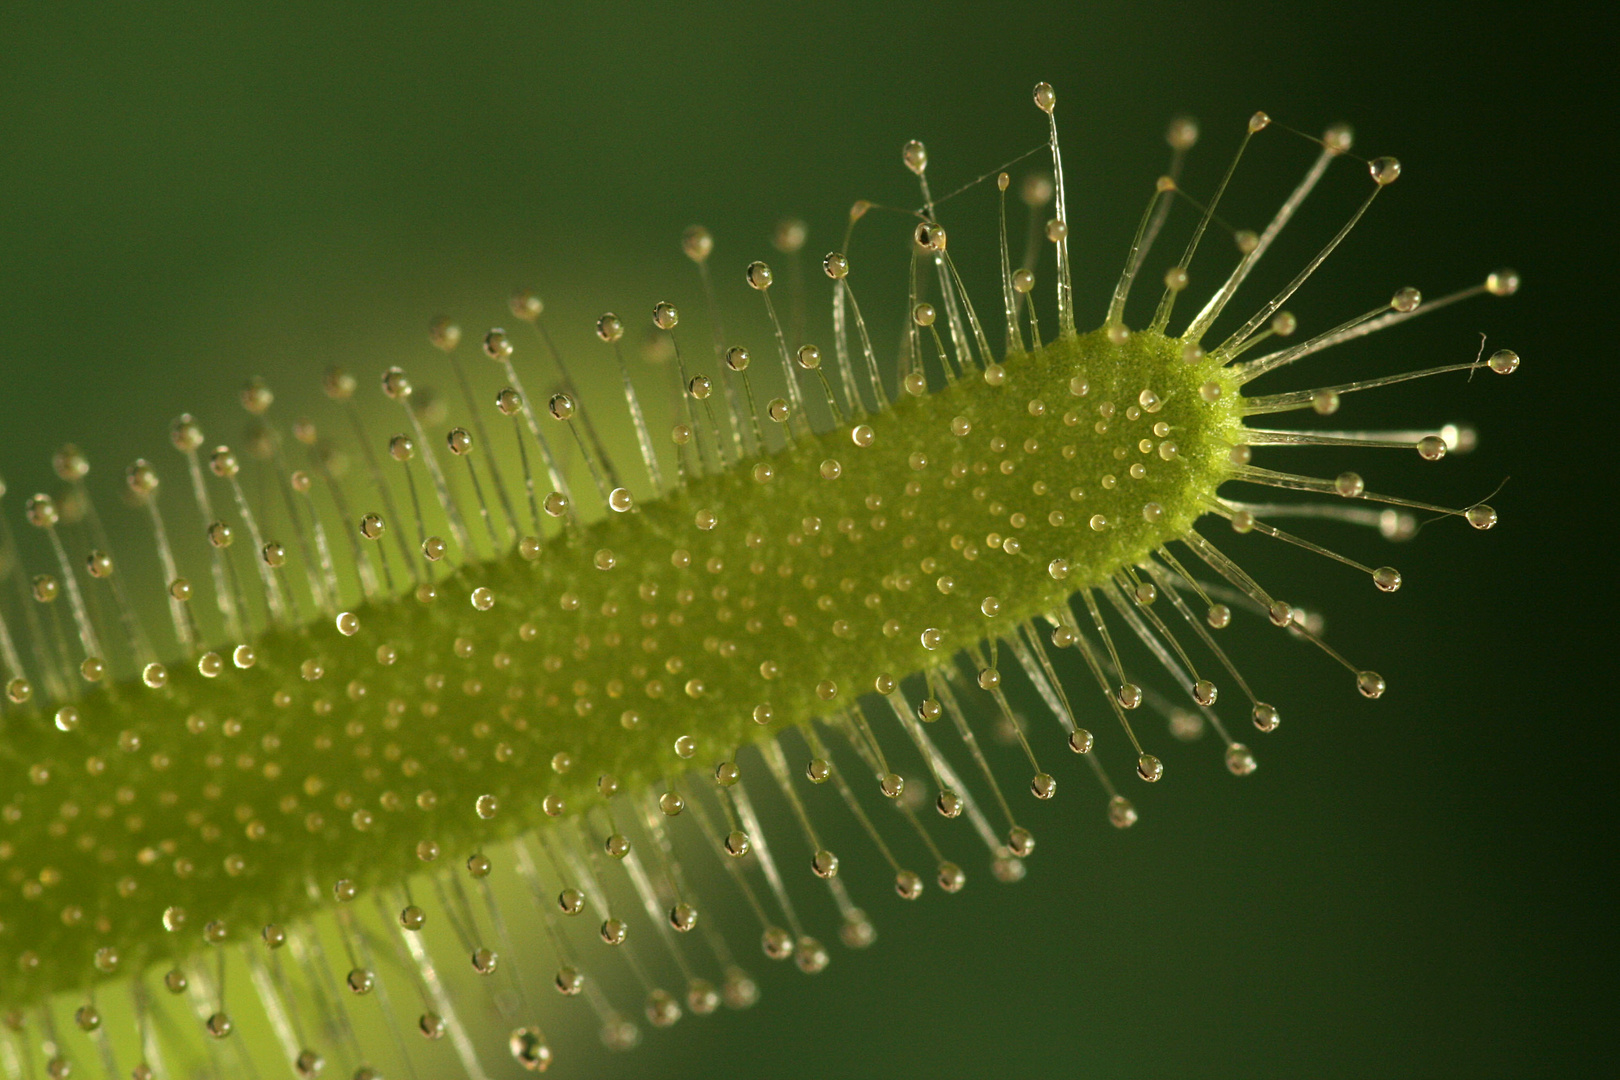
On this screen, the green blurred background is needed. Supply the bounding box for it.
[0,1,1609,1077]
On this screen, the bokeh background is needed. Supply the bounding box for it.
[1,2,1610,1078]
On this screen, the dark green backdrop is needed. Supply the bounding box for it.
[0,2,1609,1078]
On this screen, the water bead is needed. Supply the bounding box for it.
[669,902,698,932]
[1466,504,1498,529]
[646,989,681,1028]
[208,447,240,478]
[279,1049,323,1080]
[509,1027,552,1072]
[381,367,412,400]
[745,261,773,290]
[595,312,624,343]
[418,1013,446,1040]
[1483,347,1521,375]
[1108,796,1138,829]
[207,521,234,548]
[895,870,925,900]
[441,428,473,458]
[682,225,713,262]
[795,936,831,974]
[914,221,946,251]
[316,366,357,404]
[652,301,679,329]
[1357,671,1387,698]
[902,139,927,174]
[1225,743,1258,776]
[1369,155,1402,185]
[1486,268,1521,296]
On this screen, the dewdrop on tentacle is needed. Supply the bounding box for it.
[0,81,1519,1079]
